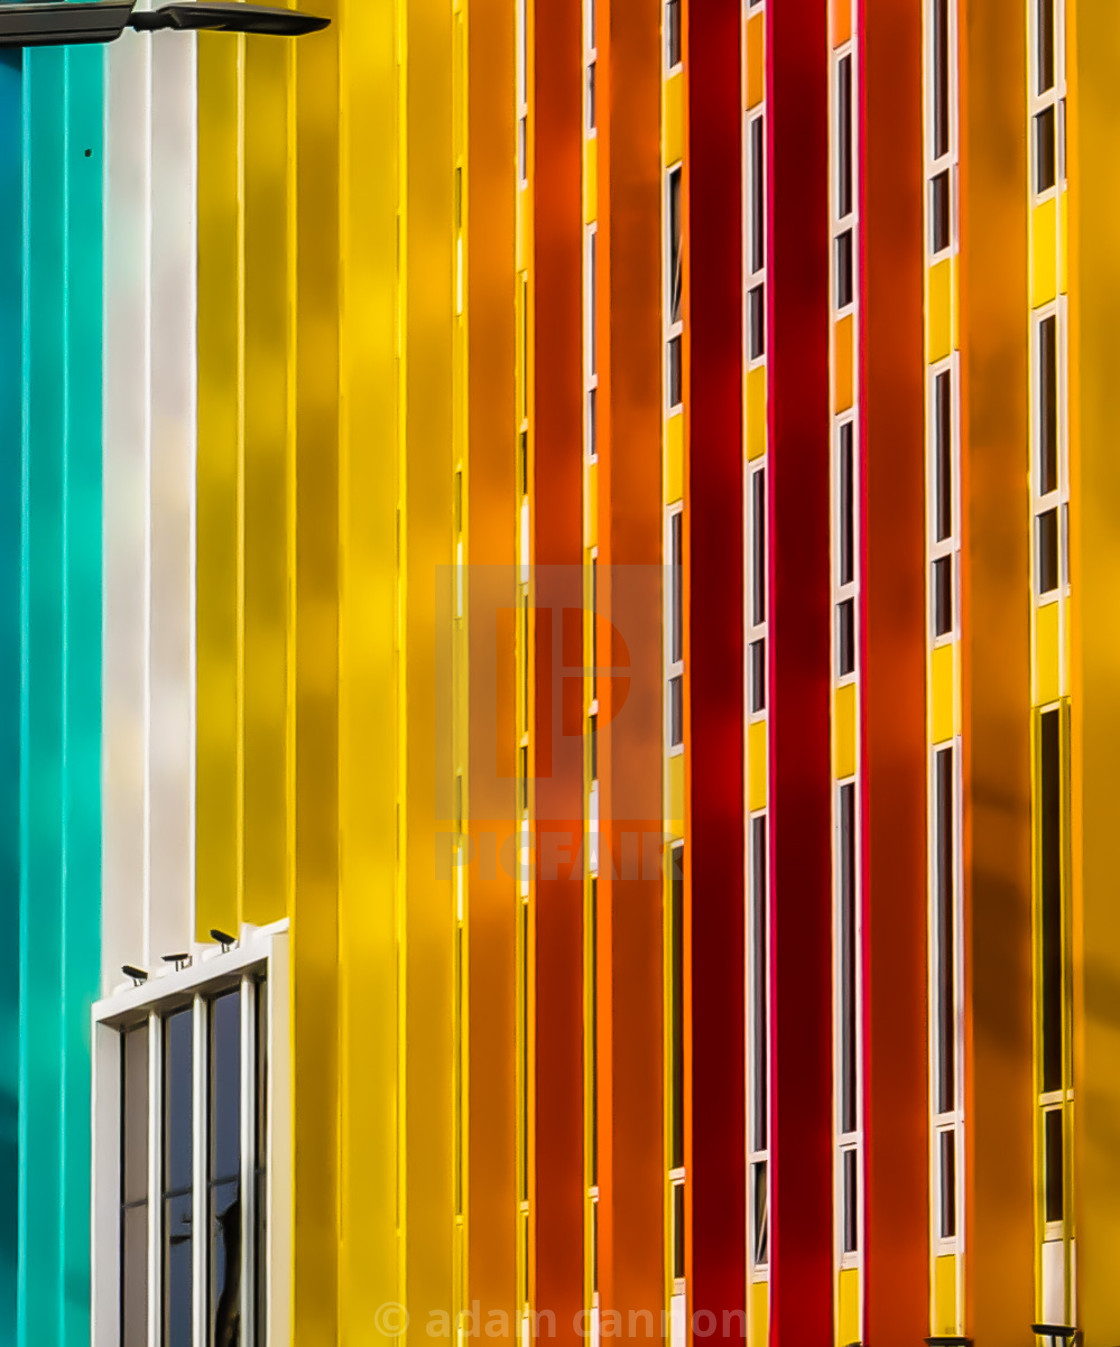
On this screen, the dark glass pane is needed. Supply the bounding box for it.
[164,1009,194,1194]
[1058,97,1066,183]
[750,117,764,275]
[842,1149,858,1254]
[749,639,766,714]
[1038,315,1057,495]
[518,429,528,492]
[589,878,598,1187]
[751,469,766,626]
[752,1161,769,1264]
[939,1129,957,1238]
[588,715,598,783]
[930,170,951,254]
[1040,709,1063,1093]
[587,389,597,460]
[1037,0,1054,93]
[1038,507,1059,594]
[835,228,853,309]
[837,56,852,219]
[666,0,681,68]
[210,1178,241,1347]
[210,991,242,1185]
[1035,106,1056,192]
[670,512,683,664]
[669,676,683,748]
[122,1202,148,1347]
[123,1023,149,1205]
[839,422,854,586]
[671,845,685,1170]
[750,816,768,1152]
[933,0,949,158]
[668,335,682,408]
[672,1183,685,1280]
[836,599,855,678]
[1045,1108,1064,1223]
[586,61,596,131]
[839,784,857,1136]
[591,1201,599,1292]
[933,556,953,637]
[935,370,953,541]
[748,284,765,360]
[163,1191,193,1347]
[669,169,682,324]
[935,748,956,1116]
[588,231,596,378]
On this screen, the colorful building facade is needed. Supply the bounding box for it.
[3,0,1120,1344]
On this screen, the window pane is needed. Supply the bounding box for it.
[933,0,949,159]
[839,784,857,1136]
[750,817,768,1152]
[163,1191,193,1347]
[752,1161,769,1265]
[750,117,764,275]
[934,370,953,541]
[934,748,955,1116]
[123,1023,149,1205]
[1040,709,1063,1093]
[669,675,683,748]
[669,168,683,324]
[749,639,766,714]
[587,389,597,461]
[751,469,766,626]
[589,879,598,1187]
[842,1149,858,1254]
[939,1129,957,1239]
[1035,106,1056,193]
[668,335,683,408]
[210,991,242,1184]
[1038,315,1057,495]
[835,228,853,310]
[838,422,854,586]
[1037,507,1059,594]
[1037,0,1054,93]
[666,0,681,68]
[586,61,596,131]
[837,56,852,218]
[164,1008,193,1193]
[122,1203,148,1347]
[672,1183,686,1280]
[836,598,855,678]
[587,230,597,378]
[930,169,950,254]
[748,283,765,360]
[670,512,683,664]
[255,981,268,1346]
[210,1177,241,1347]
[671,846,685,1170]
[1045,1107,1064,1224]
[933,556,953,637]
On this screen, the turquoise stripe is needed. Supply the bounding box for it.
[0,46,22,1341]
[18,37,102,1347]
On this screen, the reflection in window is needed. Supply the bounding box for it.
[121,1023,149,1347]
[210,991,242,1347]
[163,1009,194,1347]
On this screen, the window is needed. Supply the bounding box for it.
[749,639,766,714]
[672,1181,686,1280]
[111,973,269,1347]
[670,511,683,664]
[587,388,597,461]
[1037,315,1057,496]
[587,229,597,381]
[938,1127,957,1239]
[1037,0,1054,94]
[932,0,949,159]
[749,816,769,1153]
[666,0,681,69]
[835,229,853,310]
[586,61,596,132]
[1035,105,1056,193]
[589,875,599,1186]
[747,284,765,360]
[669,676,684,748]
[842,1149,858,1254]
[838,783,857,1137]
[836,598,855,678]
[934,370,952,541]
[1037,507,1059,595]
[1044,1107,1064,1224]
[668,168,683,325]
[750,468,766,626]
[670,844,685,1169]
[751,1161,769,1265]
[516,0,528,183]
[930,169,950,254]
[1040,708,1063,1093]
[933,747,956,1118]
[749,116,764,276]
[933,556,953,637]
[668,336,683,408]
[836,55,852,219]
[838,422,854,586]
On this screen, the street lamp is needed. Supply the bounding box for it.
[0,0,328,47]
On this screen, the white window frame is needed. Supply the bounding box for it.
[585,0,598,135]
[926,354,962,646]
[585,223,599,463]
[516,0,529,185]
[832,779,863,1272]
[665,164,684,413]
[1030,302,1070,606]
[746,808,770,1280]
[1028,0,1066,200]
[665,505,684,756]
[924,0,960,262]
[92,922,290,1347]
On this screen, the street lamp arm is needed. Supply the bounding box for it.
[0,0,329,47]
